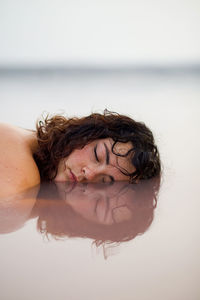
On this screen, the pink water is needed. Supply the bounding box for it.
[0,71,200,300]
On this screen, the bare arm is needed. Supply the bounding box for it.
[0,185,40,234]
[0,123,40,198]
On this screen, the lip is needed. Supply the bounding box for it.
[69,170,78,182]
[65,181,77,193]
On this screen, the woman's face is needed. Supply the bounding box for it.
[55,181,135,225]
[54,138,135,183]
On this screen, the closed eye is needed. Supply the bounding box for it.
[94,144,99,162]
[102,175,114,183]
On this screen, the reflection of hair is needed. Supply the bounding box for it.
[33,110,160,182]
[32,177,160,247]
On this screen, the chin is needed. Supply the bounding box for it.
[54,173,68,182]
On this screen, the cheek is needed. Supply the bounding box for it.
[67,148,89,166]
[116,156,136,175]
[113,207,132,223]
[109,166,128,181]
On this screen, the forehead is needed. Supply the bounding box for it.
[105,139,135,179]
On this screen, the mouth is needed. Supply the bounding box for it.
[54,181,77,195]
[69,170,78,182]
[65,181,77,193]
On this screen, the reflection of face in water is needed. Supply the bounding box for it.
[55,182,134,225]
[32,177,160,246]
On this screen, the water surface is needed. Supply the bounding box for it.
[0,70,200,300]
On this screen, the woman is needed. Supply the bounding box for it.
[0,110,160,198]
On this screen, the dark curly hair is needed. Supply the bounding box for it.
[33,110,161,182]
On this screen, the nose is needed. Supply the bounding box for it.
[82,166,99,182]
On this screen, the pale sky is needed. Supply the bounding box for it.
[0,0,199,66]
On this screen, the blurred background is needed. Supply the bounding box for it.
[0,0,199,128]
[1,0,200,67]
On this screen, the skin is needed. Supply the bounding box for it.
[0,123,40,198]
[55,181,134,225]
[54,138,135,183]
[0,124,135,198]
[0,185,40,234]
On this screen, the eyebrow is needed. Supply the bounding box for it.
[104,142,110,165]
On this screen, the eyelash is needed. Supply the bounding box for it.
[102,176,114,184]
[94,144,114,183]
[94,144,99,162]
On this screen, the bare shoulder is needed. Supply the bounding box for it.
[0,123,40,198]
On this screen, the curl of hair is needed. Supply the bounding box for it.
[33,110,161,182]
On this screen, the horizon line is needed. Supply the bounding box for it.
[0,64,200,74]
